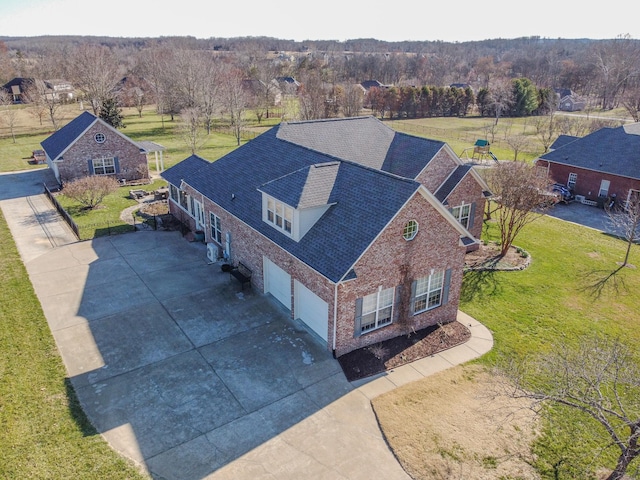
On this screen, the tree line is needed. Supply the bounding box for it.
[2,35,640,147]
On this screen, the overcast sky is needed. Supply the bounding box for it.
[1,0,637,43]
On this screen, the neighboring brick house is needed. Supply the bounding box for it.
[161,116,490,357]
[41,111,149,184]
[536,123,640,207]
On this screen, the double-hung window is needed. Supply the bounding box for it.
[93,157,116,175]
[210,212,222,244]
[413,270,446,314]
[266,197,293,234]
[451,203,473,229]
[358,286,395,334]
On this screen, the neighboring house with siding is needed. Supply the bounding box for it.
[161,116,490,357]
[536,123,640,207]
[41,111,149,184]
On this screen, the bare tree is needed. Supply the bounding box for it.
[297,70,326,120]
[178,107,205,155]
[534,113,558,153]
[585,191,640,298]
[220,67,248,146]
[69,45,121,115]
[504,133,532,161]
[495,335,640,480]
[62,176,119,209]
[591,35,640,110]
[0,89,18,143]
[485,160,553,257]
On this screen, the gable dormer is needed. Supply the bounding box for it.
[259,162,339,241]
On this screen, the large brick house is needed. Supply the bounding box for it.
[161,116,490,356]
[536,123,640,207]
[41,111,149,185]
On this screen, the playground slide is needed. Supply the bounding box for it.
[489,152,498,162]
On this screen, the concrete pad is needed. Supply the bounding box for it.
[138,260,219,299]
[162,286,273,347]
[200,320,337,413]
[62,302,194,387]
[77,350,245,461]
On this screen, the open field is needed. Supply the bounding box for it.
[374,217,640,479]
[0,104,275,174]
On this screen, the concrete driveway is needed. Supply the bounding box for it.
[27,231,403,479]
[1,168,493,480]
[0,169,410,479]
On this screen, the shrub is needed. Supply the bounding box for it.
[62,176,119,209]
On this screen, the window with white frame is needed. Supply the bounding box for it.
[567,172,577,190]
[266,196,293,234]
[403,220,418,240]
[360,286,395,333]
[598,179,610,198]
[413,270,445,313]
[192,198,205,229]
[178,189,189,211]
[92,157,115,175]
[210,212,222,243]
[451,203,472,228]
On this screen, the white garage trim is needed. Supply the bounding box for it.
[294,280,329,343]
[263,257,291,310]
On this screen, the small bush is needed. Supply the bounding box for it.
[62,176,119,209]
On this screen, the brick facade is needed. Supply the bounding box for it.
[537,160,640,203]
[444,172,486,241]
[56,121,148,183]
[169,184,465,357]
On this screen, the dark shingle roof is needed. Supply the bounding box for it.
[540,124,640,180]
[41,111,98,161]
[277,116,445,179]
[382,132,445,178]
[550,134,579,150]
[162,128,421,282]
[161,155,211,186]
[434,165,473,203]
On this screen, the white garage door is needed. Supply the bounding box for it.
[263,257,291,309]
[294,280,328,342]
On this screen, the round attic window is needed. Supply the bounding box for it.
[94,133,106,144]
[403,220,418,240]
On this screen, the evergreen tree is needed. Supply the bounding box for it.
[99,96,125,129]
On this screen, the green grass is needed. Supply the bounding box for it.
[55,178,168,240]
[0,209,146,479]
[458,216,640,477]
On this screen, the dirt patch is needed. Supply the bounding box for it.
[464,242,530,271]
[373,365,539,480]
[338,321,470,382]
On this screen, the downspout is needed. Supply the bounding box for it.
[332,281,338,358]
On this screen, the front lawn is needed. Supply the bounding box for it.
[373,215,640,479]
[0,210,146,479]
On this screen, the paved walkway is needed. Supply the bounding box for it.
[0,168,494,480]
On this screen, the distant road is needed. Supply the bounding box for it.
[554,111,634,122]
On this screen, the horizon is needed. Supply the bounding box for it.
[1,0,637,44]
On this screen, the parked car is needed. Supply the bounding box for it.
[550,183,574,204]
[32,149,46,164]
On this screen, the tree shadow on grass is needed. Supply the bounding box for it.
[460,269,502,302]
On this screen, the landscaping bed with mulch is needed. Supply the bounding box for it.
[338,321,471,382]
